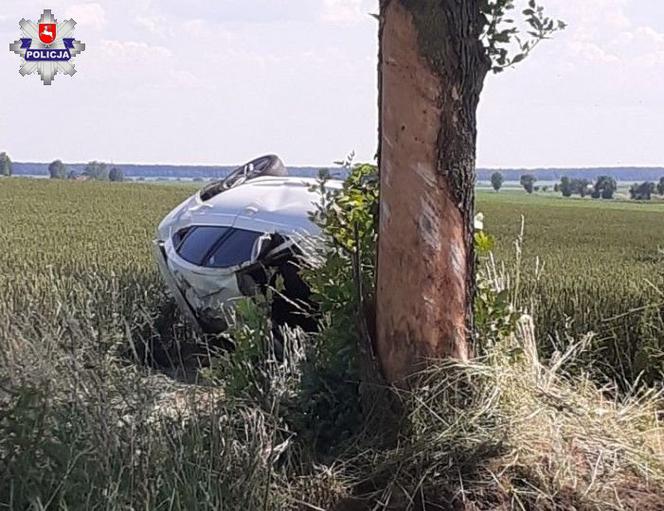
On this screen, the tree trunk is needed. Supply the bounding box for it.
[376,0,490,383]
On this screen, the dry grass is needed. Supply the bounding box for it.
[318,318,660,511]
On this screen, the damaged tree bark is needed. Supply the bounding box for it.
[376,0,491,383]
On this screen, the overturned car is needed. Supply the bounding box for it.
[153,155,341,333]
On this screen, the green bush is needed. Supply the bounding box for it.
[204,163,381,456]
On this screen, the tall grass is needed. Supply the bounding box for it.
[354,316,664,510]
[479,194,664,385]
[2,258,662,510]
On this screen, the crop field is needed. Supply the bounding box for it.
[478,190,664,383]
[1,179,662,384]
[1,177,663,509]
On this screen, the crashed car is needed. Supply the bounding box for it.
[153,154,342,333]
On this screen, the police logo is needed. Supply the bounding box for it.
[9,9,85,85]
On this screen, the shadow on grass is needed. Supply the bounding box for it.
[122,296,233,384]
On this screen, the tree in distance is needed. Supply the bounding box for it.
[490,172,504,192]
[520,174,537,194]
[559,177,573,197]
[0,152,12,177]
[48,160,68,179]
[559,176,596,198]
[83,161,110,181]
[594,175,617,199]
[630,181,655,201]
[573,178,592,198]
[109,167,124,182]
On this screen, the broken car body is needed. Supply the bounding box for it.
[153,155,342,333]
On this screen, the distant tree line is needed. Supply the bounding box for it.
[553,175,664,201]
[2,154,125,183]
[557,175,625,200]
[554,176,617,199]
[48,159,124,182]
[489,171,664,201]
[6,153,664,200]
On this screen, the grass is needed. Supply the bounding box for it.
[352,317,664,509]
[0,178,187,273]
[0,178,663,509]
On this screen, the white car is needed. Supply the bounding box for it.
[153,155,342,333]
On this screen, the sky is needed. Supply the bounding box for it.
[0,0,663,168]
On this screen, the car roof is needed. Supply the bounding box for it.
[198,176,343,234]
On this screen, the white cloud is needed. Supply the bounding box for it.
[634,26,664,45]
[181,19,234,42]
[166,70,212,90]
[135,15,173,37]
[568,41,620,64]
[65,3,107,30]
[545,0,664,69]
[101,40,172,60]
[321,0,363,23]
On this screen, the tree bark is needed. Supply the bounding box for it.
[376,0,490,383]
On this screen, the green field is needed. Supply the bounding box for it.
[1,179,662,383]
[478,190,664,383]
[1,178,662,509]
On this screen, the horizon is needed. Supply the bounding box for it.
[10,159,664,172]
[7,159,664,171]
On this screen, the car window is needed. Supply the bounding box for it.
[177,226,229,265]
[172,227,192,249]
[206,229,262,268]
